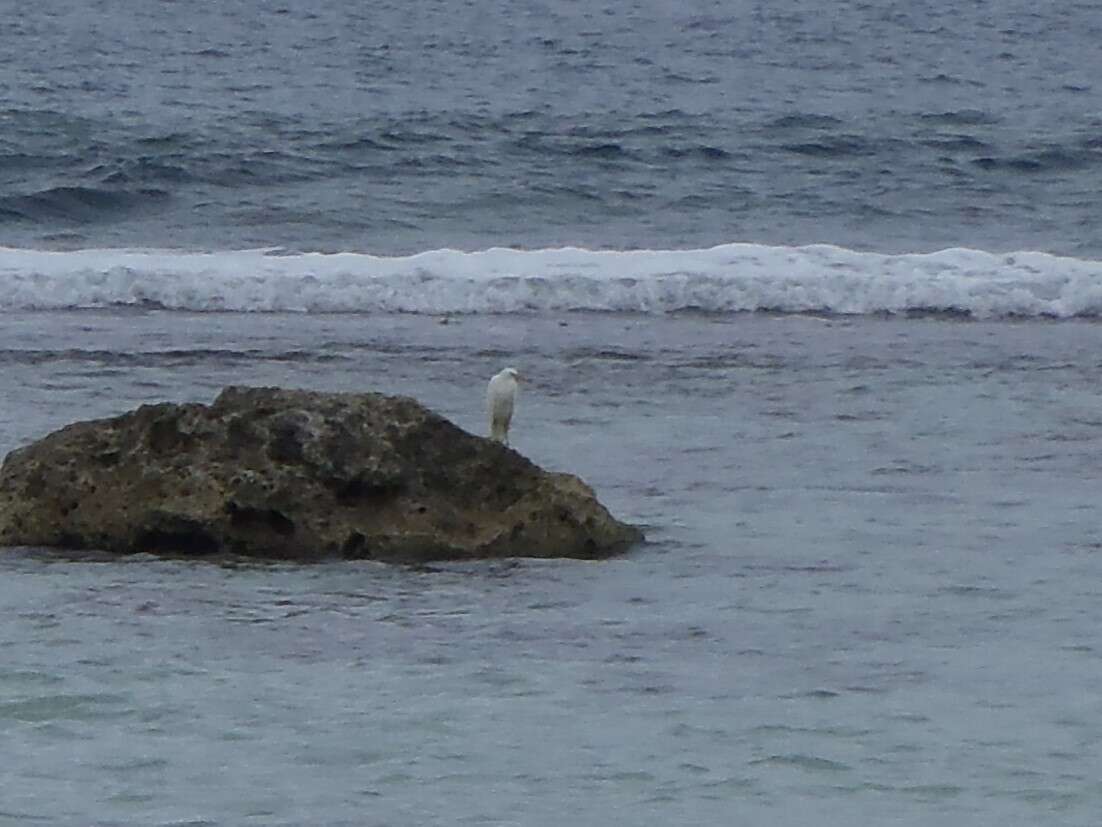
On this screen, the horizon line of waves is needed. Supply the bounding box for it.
[0,347,346,365]
[12,108,1099,194]
[0,244,1100,319]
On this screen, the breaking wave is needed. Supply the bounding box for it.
[1,243,1101,318]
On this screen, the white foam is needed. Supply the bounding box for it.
[1,243,1101,318]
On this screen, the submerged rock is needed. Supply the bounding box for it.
[0,386,642,562]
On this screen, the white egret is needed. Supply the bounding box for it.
[486,367,520,445]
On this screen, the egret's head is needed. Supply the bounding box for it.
[504,367,521,381]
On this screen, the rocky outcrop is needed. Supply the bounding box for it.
[0,386,642,562]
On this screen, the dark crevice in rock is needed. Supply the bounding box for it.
[226,415,262,452]
[342,530,370,557]
[266,420,305,463]
[332,475,403,506]
[94,450,120,467]
[146,412,194,455]
[133,523,220,555]
[225,502,295,536]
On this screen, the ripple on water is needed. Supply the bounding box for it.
[98,756,171,772]
[749,723,875,739]
[0,693,131,723]
[0,670,64,688]
[0,812,53,824]
[750,754,852,773]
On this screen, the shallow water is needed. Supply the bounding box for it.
[2,311,1101,825]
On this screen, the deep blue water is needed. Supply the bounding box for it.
[2,0,1101,255]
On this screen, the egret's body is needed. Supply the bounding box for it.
[487,367,520,445]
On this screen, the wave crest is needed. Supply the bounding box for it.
[0,243,1100,318]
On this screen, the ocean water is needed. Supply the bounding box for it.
[2,1,1102,824]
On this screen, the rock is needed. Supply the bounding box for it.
[0,386,643,562]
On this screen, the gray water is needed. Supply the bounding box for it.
[4,0,1102,821]
[2,311,1101,825]
[3,0,1102,255]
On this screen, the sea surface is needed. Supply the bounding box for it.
[2,1,1102,824]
